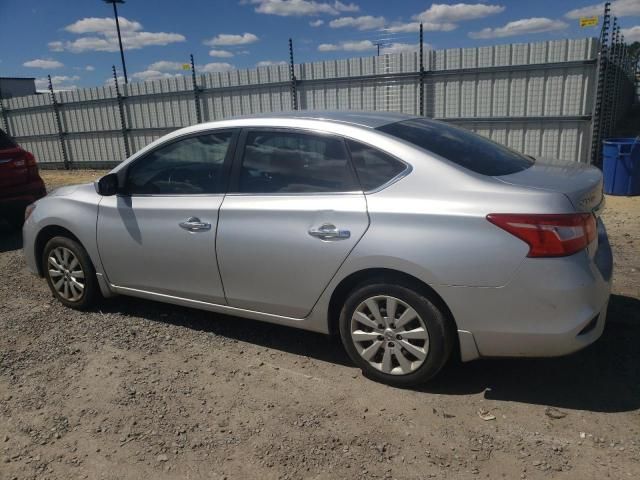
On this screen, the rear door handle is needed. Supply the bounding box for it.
[179,217,211,232]
[308,223,350,240]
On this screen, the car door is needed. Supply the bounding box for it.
[97,130,236,304]
[216,128,369,318]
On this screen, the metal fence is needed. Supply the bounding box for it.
[589,2,639,165]
[0,23,635,169]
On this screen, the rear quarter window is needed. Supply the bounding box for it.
[377,118,533,176]
[346,139,407,191]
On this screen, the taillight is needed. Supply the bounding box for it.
[487,213,597,257]
[23,151,40,181]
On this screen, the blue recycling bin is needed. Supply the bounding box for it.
[602,138,640,196]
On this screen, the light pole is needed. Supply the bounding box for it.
[104,0,128,84]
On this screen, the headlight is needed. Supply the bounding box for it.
[24,203,36,221]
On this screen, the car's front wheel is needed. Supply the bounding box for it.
[43,236,98,310]
[339,282,453,386]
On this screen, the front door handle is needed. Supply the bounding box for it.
[308,223,351,240]
[179,217,211,232]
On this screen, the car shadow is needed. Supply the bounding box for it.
[99,292,640,413]
[99,295,353,367]
[421,294,640,413]
[0,222,23,253]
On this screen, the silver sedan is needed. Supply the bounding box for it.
[22,111,612,386]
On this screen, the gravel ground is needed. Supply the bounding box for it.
[0,171,639,480]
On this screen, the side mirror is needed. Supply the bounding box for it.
[95,173,119,196]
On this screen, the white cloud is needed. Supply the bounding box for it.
[209,49,234,58]
[147,61,186,71]
[385,21,457,33]
[565,0,640,19]
[256,60,288,67]
[23,58,64,69]
[204,33,259,46]
[318,40,375,52]
[199,62,235,73]
[85,65,95,71]
[310,19,325,27]
[139,60,234,76]
[329,15,385,30]
[132,70,182,82]
[469,17,568,39]
[247,0,358,17]
[621,25,640,42]
[64,17,142,34]
[413,3,505,22]
[104,75,125,87]
[50,16,185,53]
[35,75,80,91]
[48,41,64,52]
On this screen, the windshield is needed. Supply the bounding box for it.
[0,128,17,150]
[377,118,534,176]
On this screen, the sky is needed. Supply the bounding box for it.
[1,0,639,91]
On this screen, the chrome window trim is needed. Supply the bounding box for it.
[121,128,238,197]
[228,125,412,196]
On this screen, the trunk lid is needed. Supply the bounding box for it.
[495,160,604,214]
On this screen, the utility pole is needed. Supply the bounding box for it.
[104,0,128,84]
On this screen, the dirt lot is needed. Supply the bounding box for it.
[1,170,639,480]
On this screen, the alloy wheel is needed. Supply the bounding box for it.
[350,295,430,375]
[47,246,85,302]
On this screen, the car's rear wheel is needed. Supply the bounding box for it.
[339,282,453,386]
[43,236,97,310]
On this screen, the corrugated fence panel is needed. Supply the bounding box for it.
[455,120,589,163]
[3,38,599,166]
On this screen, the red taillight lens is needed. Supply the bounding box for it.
[487,213,597,257]
[21,151,40,181]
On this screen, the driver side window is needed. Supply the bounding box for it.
[126,131,233,195]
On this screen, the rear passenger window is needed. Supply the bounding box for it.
[346,140,407,191]
[238,130,358,193]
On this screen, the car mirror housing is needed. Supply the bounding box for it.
[95,173,119,196]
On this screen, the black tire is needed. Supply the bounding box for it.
[339,282,453,387]
[42,236,98,310]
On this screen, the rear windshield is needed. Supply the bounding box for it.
[0,129,17,150]
[377,118,533,176]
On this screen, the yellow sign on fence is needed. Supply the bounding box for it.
[182,64,191,71]
[579,16,599,27]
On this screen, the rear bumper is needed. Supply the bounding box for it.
[0,179,46,213]
[443,219,612,360]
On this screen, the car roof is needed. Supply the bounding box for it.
[225,110,416,129]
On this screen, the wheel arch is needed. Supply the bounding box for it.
[327,268,459,343]
[34,225,83,276]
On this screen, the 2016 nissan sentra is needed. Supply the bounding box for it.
[22,111,612,386]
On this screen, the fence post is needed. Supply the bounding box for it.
[589,1,611,165]
[419,23,425,116]
[602,16,618,141]
[289,38,298,110]
[0,84,10,136]
[190,54,203,123]
[610,27,623,133]
[48,75,70,170]
[112,66,130,159]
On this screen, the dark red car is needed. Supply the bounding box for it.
[0,128,46,229]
